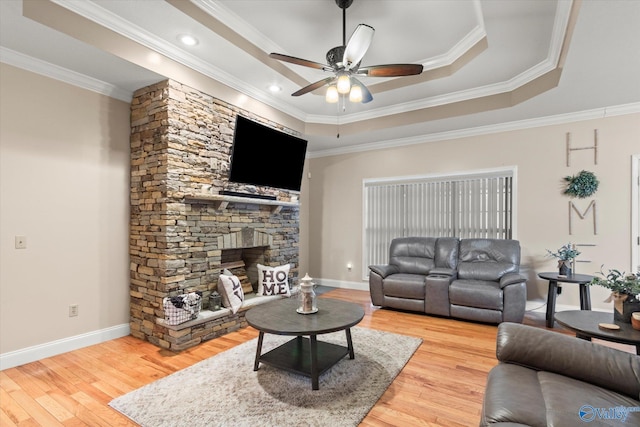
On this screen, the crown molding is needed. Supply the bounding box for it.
[0,47,131,102]
[201,0,486,73]
[307,102,640,158]
[6,39,636,165]
[8,0,603,153]
[306,0,573,126]
[192,0,287,55]
[306,66,552,125]
[51,0,308,121]
[47,0,577,129]
[422,24,486,71]
[549,0,574,64]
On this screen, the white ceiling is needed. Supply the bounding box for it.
[1,0,639,156]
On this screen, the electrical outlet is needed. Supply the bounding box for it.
[15,236,27,249]
[69,304,79,317]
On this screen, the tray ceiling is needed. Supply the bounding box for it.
[1,0,638,155]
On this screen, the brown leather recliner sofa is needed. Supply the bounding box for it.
[481,323,640,426]
[368,237,527,323]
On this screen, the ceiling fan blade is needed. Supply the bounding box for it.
[292,77,335,97]
[343,24,375,70]
[357,64,424,77]
[351,77,373,103]
[269,53,333,71]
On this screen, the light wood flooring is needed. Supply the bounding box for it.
[1,288,635,426]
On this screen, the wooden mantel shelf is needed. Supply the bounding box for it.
[184,194,298,213]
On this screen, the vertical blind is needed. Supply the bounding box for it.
[364,170,514,275]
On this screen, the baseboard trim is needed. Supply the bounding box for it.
[526,300,610,314]
[318,278,369,292]
[0,323,130,370]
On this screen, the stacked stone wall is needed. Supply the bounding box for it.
[129,79,300,350]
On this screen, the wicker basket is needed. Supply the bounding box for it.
[163,292,202,325]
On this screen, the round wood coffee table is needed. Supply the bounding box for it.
[245,297,364,390]
[555,310,640,355]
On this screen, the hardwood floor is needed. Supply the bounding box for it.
[1,288,635,426]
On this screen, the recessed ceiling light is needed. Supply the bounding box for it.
[269,84,282,93]
[178,34,198,46]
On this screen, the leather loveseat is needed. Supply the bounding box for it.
[481,323,640,426]
[368,237,527,323]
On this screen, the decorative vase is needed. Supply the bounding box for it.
[558,261,572,276]
[612,292,640,323]
[297,273,317,314]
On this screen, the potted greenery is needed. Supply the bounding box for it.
[546,243,581,276]
[589,267,640,323]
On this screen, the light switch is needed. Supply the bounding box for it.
[15,236,27,249]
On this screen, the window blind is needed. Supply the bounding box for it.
[363,169,514,276]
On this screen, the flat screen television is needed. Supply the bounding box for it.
[228,115,308,192]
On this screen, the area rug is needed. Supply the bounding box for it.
[109,327,421,427]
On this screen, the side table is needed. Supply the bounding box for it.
[538,272,594,328]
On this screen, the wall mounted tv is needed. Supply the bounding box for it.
[228,115,308,192]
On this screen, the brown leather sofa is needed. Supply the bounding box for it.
[481,323,640,426]
[369,237,527,323]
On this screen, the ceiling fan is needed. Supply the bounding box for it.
[269,0,423,104]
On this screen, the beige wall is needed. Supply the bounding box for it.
[0,64,131,354]
[307,113,640,310]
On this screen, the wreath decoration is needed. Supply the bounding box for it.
[564,170,599,198]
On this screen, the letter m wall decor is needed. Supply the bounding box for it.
[569,200,597,235]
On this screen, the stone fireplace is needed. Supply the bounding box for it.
[129,79,300,351]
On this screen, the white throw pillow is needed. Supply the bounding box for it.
[257,263,291,297]
[218,273,244,314]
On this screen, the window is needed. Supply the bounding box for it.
[363,168,516,276]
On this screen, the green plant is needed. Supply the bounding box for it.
[564,170,599,198]
[546,243,581,261]
[589,266,640,296]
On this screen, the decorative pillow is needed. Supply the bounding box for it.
[218,273,244,314]
[257,263,291,297]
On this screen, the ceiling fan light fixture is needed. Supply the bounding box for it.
[337,73,351,94]
[326,85,339,103]
[270,1,420,107]
[349,84,363,103]
[343,24,374,69]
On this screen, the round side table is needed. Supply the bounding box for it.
[538,272,594,328]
